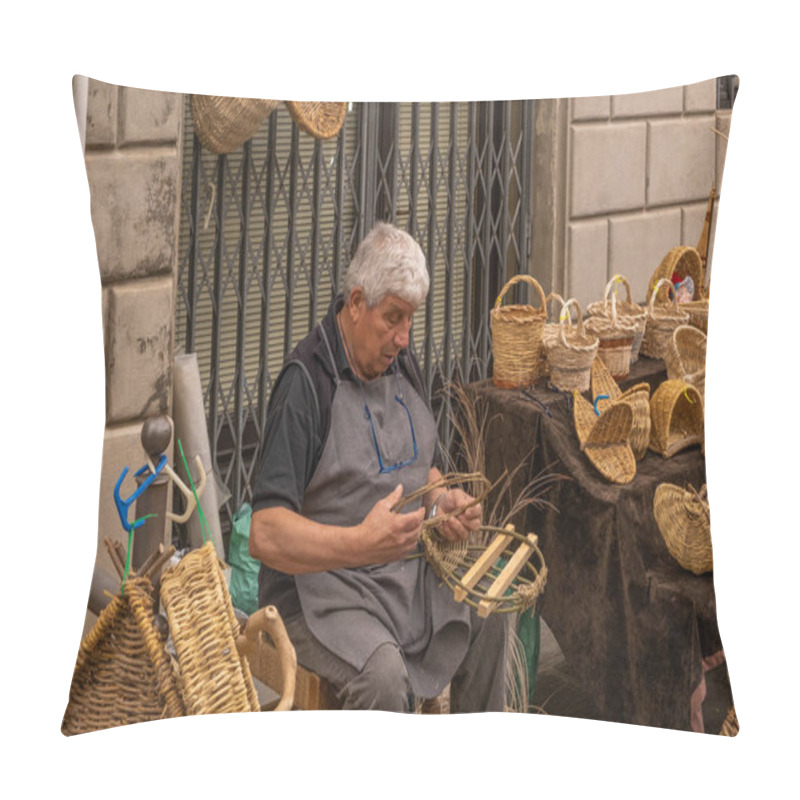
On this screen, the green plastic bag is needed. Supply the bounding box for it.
[228,503,260,615]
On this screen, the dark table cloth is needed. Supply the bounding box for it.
[472,356,724,731]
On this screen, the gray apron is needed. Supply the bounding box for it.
[294,324,471,698]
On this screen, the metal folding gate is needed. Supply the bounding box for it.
[176,97,535,544]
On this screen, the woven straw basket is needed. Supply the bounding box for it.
[591,356,652,461]
[640,278,690,360]
[491,274,548,388]
[587,275,647,363]
[665,324,707,398]
[649,379,704,458]
[544,298,598,392]
[191,95,280,154]
[584,292,638,380]
[647,246,705,304]
[573,390,636,483]
[285,101,347,139]
[681,298,710,334]
[540,292,566,378]
[653,483,712,574]
[719,706,739,736]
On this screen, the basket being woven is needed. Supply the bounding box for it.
[587,275,647,363]
[653,483,712,574]
[191,95,280,154]
[647,245,705,304]
[491,274,548,388]
[544,298,598,392]
[640,278,690,360]
[573,390,636,483]
[160,541,261,715]
[649,379,704,458]
[285,101,347,139]
[584,292,638,380]
[665,324,707,398]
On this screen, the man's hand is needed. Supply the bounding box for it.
[430,488,482,543]
[357,484,425,563]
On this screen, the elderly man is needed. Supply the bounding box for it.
[250,222,507,711]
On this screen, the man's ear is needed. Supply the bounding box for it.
[348,287,366,321]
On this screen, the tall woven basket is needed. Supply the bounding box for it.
[649,379,704,458]
[544,298,598,392]
[665,324,707,398]
[491,274,548,388]
[640,278,690,360]
[647,245,705,304]
[653,483,712,575]
[584,292,638,380]
[587,275,647,363]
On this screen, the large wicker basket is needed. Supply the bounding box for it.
[285,101,347,139]
[640,278,690,360]
[491,274,548,388]
[544,298,598,392]
[653,482,712,574]
[665,324,707,398]
[647,245,705,304]
[587,275,647,363]
[649,379,704,458]
[191,95,280,154]
[584,292,638,380]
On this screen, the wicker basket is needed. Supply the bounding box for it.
[584,292,638,380]
[573,390,636,483]
[649,379,704,458]
[587,275,647,363]
[285,101,347,139]
[540,292,566,378]
[544,298,598,392]
[719,706,739,737]
[590,356,652,461]
[160,541,261,715]
[647,245,705,304]
[640,278,690,360]
[491,274,548,388]
[191,95,280,154]
[653,483,712,574]
[665,324,707,398]
[681,298,710,334]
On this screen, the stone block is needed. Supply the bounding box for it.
[685,78,717,114]
[571,95,610,122]
[105,278,173,424]
[85,78,117,148]
[609,209,681,301]
[612,85,683,118]
[567,219,608,310]
[85,151,179,282]
[120,87,183,146]
[648,116,716,207]
[570,122,647,217]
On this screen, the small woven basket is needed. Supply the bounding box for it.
[191,95,280,154]
[540,292,566,378]
[653,483,712,574]
[649,379,704,458]
[591,356,652,461]
[665,324,707,398]
[640,278,690,360]
[584,292,638,380]
[647,245,705,304]
[681,298,710,334]
[285,101,347,139]
[587,275,647,363]
[491,274,548,388]
[544,298,598,392]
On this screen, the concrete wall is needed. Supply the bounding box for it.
[73,77,183,591]
[531,77,732,310]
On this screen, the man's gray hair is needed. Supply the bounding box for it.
[343,222,429,308]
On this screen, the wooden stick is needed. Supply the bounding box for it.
[478,533,538,618]
[103,537,126,580]
[453,524,515,603]
[142,545,176,581]
[138,543,165,577]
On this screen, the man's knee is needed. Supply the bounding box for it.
[340,643,411,712]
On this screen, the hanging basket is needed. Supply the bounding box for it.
[191,95,280,154]
[649,379,704,458]
[544,298,598,392]
[490,274,548,389]
[653,483,712,575]
[285,101,347,139]
[647,245,705,304]
[640,278,690,360]
[587,275,647,363]
[540,292,566,378]
[590,356,652,461]
[584,292,638,380]
[665,324,707,398]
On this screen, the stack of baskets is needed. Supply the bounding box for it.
[584,291,639,380]
[491,274,548,389]
[543,298,599,392]
[665,325,707,398]
[653,482,712,574]
[640,278,690,360]
[649,379,704,458]
[587,275,648,364]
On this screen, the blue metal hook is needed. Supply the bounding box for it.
[113,453,168,532]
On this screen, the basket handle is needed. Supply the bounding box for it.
[558,298,585,346]
[545,292,565,323]
[603,274,633,307]
[648,277,677,313]
[494,274,547,312]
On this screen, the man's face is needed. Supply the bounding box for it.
[348,290,417,380]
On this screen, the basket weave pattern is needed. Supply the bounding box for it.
[587,275,647,363]
[649,379,704,458]
[653,483,712,574]
[640,278,690,360]
[285,101,347,139]
[544,298,598,392]
[191,95,280,154]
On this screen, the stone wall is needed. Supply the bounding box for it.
[531,77,732,310]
